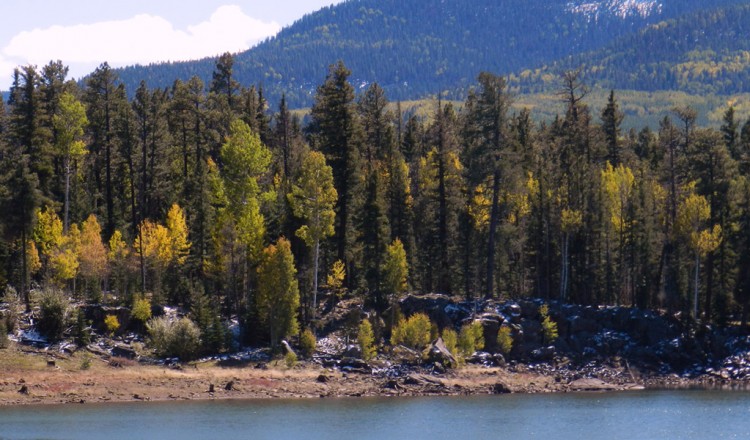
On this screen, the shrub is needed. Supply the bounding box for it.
[0,319,8,349]
[38,289,70,342]
[131,296,152,323]
[80,353,92,370]
[458,321,485,356]
[284,350,298,368]
[539,304,558,344]
[442,327,459,360]
[391,313,432,350]
[497,326,514,356]
[358,319,377,361]
[147,316,202,361]
[2,286,20,333]
[104,315,120,336]
[299,329,317,358]
[73,308,91,346]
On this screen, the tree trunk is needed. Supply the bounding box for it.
[485,170,501,300]
[64,158,71,233]
[312,239,320,323]
[694,253,700,319]
[21,228,30,312]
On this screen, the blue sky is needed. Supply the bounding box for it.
[0,1,344,88]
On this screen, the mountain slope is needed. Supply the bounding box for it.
[513,3,750,95]
[115,0,750,107]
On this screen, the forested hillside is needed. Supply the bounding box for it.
[2,56,750,356]
[514,3,750,95]
[114,0,750,108]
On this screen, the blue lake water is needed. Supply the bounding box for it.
[1,390,750,439]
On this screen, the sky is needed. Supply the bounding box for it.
[0,0,344,89]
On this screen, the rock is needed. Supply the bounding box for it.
[426,338,457,368]
[339,357,371,374]
[568,378,619,391]
[492,382,512,394]
[468,351,493,365]
[404,374,443,386]
[492,353,506,367]
[400,294,454,328]
[502,302,522,323]
[343,344,362,359]
[392,345,422,365]
[112,345,137,360]
[281,340,296,357]
[384,379,403,390]
[18,384,28,395]
[531,346,556,362]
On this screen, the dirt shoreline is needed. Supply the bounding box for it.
[0,345,697,407]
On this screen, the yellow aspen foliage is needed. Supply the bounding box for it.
[25,241,42,277]
[601,162,636,235]
[326,260,346,291]
[50,224,80,283]
[693,224,722,257]
[561,208,583,233]
[79,215,108,280]
[33,206,64,256]
[108,230,129,263]
[382,238,409,299]
[256,238,300,348]
[677,192,710,239]
[166,204,191,266]
[468,183,492,229]
[136,220,173,269]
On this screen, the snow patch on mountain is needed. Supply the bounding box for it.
[566,0,662,21]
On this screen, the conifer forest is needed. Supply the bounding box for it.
[3,55,750,352]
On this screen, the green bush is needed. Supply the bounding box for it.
[299,329,317,358]
[391,313,432,350]
[458,321,485,356]
[540,304,558,344]
[73,308,91,346]
[131,297,152,323]
[358,319,377,361]
[80,353,92,370]
[0,318,8,349]
[284,350,298,368]
[147,316,202,361]
[497,326,514,356]
[38,289,70,342]
[442,327,459,360]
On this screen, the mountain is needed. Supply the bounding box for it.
[513,3,750,96]
[114,0,750,107]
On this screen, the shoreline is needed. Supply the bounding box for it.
[4,345,741,407]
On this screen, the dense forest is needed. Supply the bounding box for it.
[3,55,750,355]
[114,0,750,108]
[515,3,750,95]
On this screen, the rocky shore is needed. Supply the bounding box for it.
[3,294,750,406]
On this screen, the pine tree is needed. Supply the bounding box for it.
[464,72,513,299]
[308,61,365,287]
[601,90,624,166]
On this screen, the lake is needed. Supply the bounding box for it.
[1,390,749,439]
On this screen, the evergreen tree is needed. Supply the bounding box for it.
[308,61,365,287]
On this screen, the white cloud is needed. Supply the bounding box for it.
[0,5,281,88]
